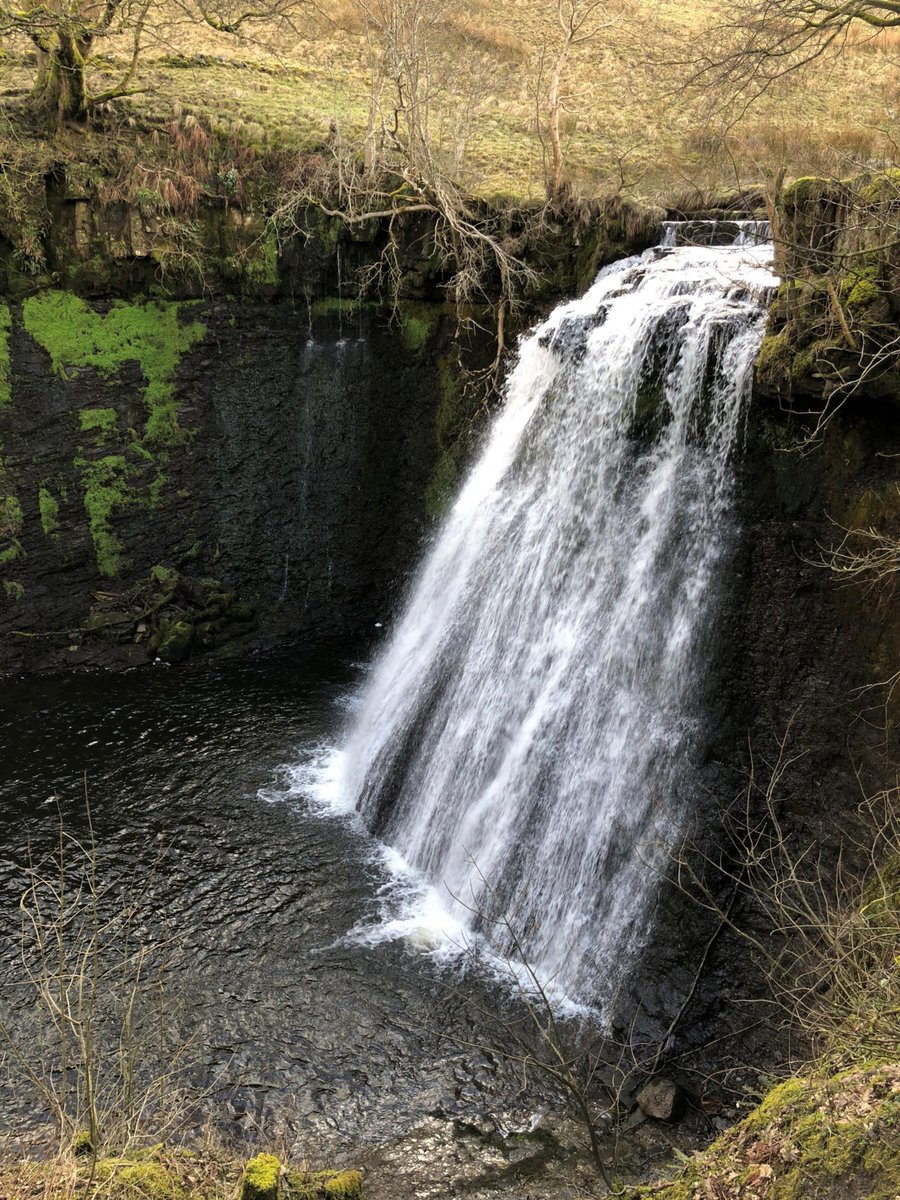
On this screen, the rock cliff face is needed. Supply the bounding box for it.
[636,185,900,1076]
[0,168,664,672]
[0,291,486,671]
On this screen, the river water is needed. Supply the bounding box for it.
[0,646,557,1150]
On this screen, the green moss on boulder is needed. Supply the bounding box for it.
[323,1171,363,1198]
[241,1153,282,1200]
[841,265,883,312]
[632,1064,900,1200]
[93,1155,184,1199]
[285,1168,363,1199]
[151,617,195,663]
[71,1129,94,1157]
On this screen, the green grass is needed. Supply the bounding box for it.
[1,0,896,202]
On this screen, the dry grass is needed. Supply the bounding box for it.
[0,1138,249,1200]
[0,0,896,201]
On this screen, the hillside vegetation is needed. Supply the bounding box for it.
[1,0,897,202]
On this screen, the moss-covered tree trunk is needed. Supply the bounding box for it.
[31,33,91,125]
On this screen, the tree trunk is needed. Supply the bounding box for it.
[547,44,569,199]
[31,34,90,125]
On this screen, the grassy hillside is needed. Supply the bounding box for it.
[1,0,897,202]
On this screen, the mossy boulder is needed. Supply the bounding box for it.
[151,617,194,663]
[94,1154,184,1199]
[632,1064,900,1200]
[71,1129,94,1157]
[285,1168,363,1199]
[241,1154,282,1200]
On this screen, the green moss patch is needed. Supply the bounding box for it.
[241,1154,281,1200]
[285,1167,364,1199]
[22,292,205,446]
[841,265,882,312]
[244,227,279,286]
[782,176,841,211]
[76,454,131,577]
[400,307,435,353]
[38,486,59,536]
[95,1156,184,1199]
[634,1064,900,1200]
[424,354,478,517]
[79,406,119,437]
[0,494,23,565]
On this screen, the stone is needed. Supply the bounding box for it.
[240,1154,281,1200]
[636,1077,683,1121]
[154,619,194,663]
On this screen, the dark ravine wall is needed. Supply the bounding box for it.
[757,173,900,403]
[0,173,664,673]
[0,292,487,672]
[567,184,900,1075]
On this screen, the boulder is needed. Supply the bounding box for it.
[636,1077,683,1121]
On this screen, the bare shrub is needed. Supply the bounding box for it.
[0,800,197,1156]
[673,731,900,1068]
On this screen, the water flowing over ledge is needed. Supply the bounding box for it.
[322,230,779,1007]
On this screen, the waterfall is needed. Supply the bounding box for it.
[332,228,778,1005]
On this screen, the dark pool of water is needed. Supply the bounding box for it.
[0,644,555,1152]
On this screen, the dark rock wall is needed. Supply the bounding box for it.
[0,178,663,673]
[0,297,477,671]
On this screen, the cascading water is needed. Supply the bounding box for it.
[330,226,778,1005]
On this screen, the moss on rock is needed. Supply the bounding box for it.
[94,1156,184,1199]
[71,1129,94,1157]
[285,1168,363,1199]
[782,176,841,211]
[22,292,205,447]
[151,617,195,663]
[79,406,119,437]
[400,305,436,353]
[77,454,131,576]
[424,354,476,517]
[323,1171,363,1198]
[0,494,24,566]
[241,1153,282,1200]
[38,486,60,536]
[632,1064,900,1200]
[841,265,883,313]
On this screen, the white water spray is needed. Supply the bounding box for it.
[332,228,778,1003]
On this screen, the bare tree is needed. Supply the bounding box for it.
[275,0,541,389]
[670,726,900,1067]
[693,0,900,105]
[543,0,612,200]
[0,798,198,1154]
[0,0,306,126]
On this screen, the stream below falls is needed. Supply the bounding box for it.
[0,646,563,1152]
